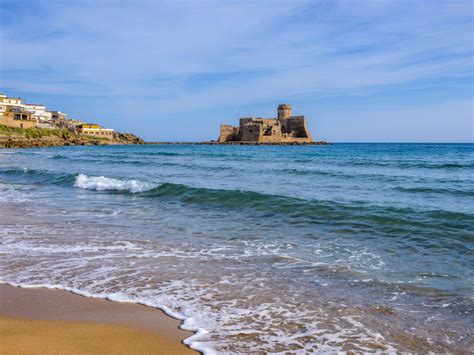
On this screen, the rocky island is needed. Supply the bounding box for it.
[218,104,321,144]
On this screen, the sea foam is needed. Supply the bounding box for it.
[74,173,155,193]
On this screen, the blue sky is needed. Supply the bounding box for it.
[0,0,472,142]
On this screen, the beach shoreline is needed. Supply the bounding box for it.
[0,283,197,354]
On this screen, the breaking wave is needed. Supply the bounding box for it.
[74,173,156,193]
[2,168,472,235]
[72,174,473,238]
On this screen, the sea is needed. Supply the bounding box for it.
[0,143,472,353]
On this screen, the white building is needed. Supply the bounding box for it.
[0,94,24,115]
[25,104,52,123]
[0,94,6,115]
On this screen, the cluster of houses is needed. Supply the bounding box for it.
[0,93,115,140]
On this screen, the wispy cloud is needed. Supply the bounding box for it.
[0,0,472,141]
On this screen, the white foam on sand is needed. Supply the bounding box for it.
[0,280,217,355]
[74,173,156,193]
[0,219,398,354]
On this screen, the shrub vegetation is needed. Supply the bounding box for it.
[0,125,72,139]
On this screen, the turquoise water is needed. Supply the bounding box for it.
[0,144,473,353]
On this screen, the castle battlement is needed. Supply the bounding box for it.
[218,104,313,143]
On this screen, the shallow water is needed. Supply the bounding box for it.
[0,144,473,353]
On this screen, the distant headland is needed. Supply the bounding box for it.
[0,92,143,148]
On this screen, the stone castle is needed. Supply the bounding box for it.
[218,104,313,143]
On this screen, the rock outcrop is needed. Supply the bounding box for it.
[0,125,144,148]
[113,132,145,145]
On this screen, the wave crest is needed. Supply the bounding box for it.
[74,174,156,193]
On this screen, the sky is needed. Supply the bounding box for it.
[0,0,473,142]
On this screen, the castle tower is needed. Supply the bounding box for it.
[277,104,292,120]
[278,104,292,133]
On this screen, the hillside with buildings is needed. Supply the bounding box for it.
[0,93,143,147]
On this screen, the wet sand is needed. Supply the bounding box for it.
[0,283,196,354]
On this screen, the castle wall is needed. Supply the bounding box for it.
[240,122,261,141]
[219,124,239,143]
[279,118,289,133]
[288,116,312,140]
[240,118,285,142]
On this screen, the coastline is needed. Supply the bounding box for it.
[145,141,330,145]
[0,125,144,148]
[0,283,197,354]
[0,139,331,148]
[0,125,329,148]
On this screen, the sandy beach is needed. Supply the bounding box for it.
[0,283,196,354]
